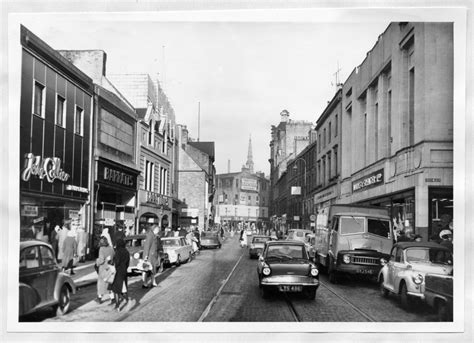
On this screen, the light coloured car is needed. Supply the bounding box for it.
[304,233,316,260]
[162,236,193,266]
[286,229,313,243]
[249,235,272,259]
[378,242,453,309]
[257,240,319,299]
[200,231,221,249]
[125,234,164,274]
[19,239,76,318]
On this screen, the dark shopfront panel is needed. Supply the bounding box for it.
[356,189,416,238]
[428,187,453,241]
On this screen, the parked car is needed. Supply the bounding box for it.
[257,240,319,299]
[286,229,313,243]
[424,272,453,321]
[249,235,272,259]
[19,239,76,318]
[200,231,221,249]
[378,242,453,310]
[162,236,193,266]
[125,234,164,275]
[304,233,316,260]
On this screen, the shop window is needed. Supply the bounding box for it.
[74,106,83,136]
[55,95,66,127]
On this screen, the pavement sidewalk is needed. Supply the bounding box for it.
[70,260,98,288]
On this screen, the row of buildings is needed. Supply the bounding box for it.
[269,22,454,242]
[18,25,216,255]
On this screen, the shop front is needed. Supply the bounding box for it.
[93,158,139,252]
[137,189,172,234]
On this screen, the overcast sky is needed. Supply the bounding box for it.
[15,12,394,175]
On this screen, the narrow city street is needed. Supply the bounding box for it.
[36,234,438,323]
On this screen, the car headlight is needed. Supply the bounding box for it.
[133,252,140,259]
[310,268,319,277]
[343,254,351,264]
[262,267,271,276]
[412,274,424,284]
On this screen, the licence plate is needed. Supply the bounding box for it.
[278,285,302,292]
[357,269,374,274]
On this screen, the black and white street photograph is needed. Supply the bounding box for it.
[1,1,472,342]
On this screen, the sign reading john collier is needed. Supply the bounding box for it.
[97,159,137,190]
[352,169,384,193]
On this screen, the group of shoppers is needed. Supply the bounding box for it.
[95,228,130,312]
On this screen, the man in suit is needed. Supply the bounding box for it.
[142,225,163,288]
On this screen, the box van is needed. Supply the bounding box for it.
[314,204,393,283]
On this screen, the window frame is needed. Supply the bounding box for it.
[74,105,84,136]
[55,94,66,127]
[32,80,46,118]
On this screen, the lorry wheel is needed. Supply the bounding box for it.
[328,257,338,284]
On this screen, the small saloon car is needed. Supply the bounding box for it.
[19,239,76,318]
[249,235,272,259]
[125,234,164,274]
[162,237,193,266]
[257,240,319,299]
[200,231,221,249]
[378,242,453,309]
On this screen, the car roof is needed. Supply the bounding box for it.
[20,239,51,249]
[394,241,449,250]
[266,240,305,246]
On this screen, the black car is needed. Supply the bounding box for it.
[19,239,76,318]
[257,240,319,299]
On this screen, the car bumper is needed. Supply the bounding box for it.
[261,275,319,287]
[335,263,381,276]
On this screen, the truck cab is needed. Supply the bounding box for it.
[314,204,393,283]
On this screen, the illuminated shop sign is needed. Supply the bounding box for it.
[21,153,70,183]
[352,169,384,193]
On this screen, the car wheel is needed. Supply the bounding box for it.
[305,287,317,300]
[188,252,193,263]
[379,275,389,297]
[55,285,71,316]
[399,282,411,310]
[436,300,451,321]
[260,285,269,299]
[176,255,181,266]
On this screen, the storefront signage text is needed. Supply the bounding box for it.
[241,178,258,191]
[103,167,134,187]
[352,169,384,193]
[66,185,89,193]
[146,191,169,207]
[21,153,70,183]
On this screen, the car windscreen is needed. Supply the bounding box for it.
[405,247,453,265]
[367,218,391,239]
[339,216,365,235]
[253,237,270,243]
[162,239,180,247]
[202,232,217,238]
[266,245,307,259]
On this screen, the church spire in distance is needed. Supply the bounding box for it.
[246,134,254,174]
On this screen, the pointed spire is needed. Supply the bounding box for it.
[246,134,254,174]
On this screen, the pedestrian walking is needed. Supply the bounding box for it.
[142,225,163,288]
[50,225,60,259]
[61,228,78,275]
[95,236,115,304]
[76,225,87,263]
[110,239,130,312]
[57,222,68,262]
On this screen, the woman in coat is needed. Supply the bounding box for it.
[142,225,162,288]
[61,228,78,274]
[95,236,115,304]
[110,239,130,311]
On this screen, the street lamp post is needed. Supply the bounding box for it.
[293,157,307,230]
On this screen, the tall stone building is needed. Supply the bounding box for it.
[338,22,453,241]
[215,136,270,230]
[268,110,313,229]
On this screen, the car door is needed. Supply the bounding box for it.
[39,245,59,303]
[19,245,46,310]
[390,247,404,293]
[180,238,190,256]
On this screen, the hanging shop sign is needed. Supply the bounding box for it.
[21,153,70,183]
[97,160,137,190]
[352,169,384,193]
